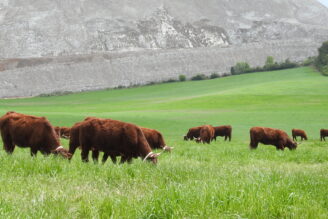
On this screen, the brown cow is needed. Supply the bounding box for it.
[0,111,71,158]
[70,117,160,164]
[213,125,232,141]
[100,127,172,164]
[140,127,172,151]
[54,126,71,139]
[292,129,308,141]
[184,126,202,141]
[250,127,297,150]
[198,125,215,144]
[320,129,328,141]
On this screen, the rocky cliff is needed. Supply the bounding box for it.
[0,0,327,97]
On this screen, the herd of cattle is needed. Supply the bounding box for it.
[0,111,327,164]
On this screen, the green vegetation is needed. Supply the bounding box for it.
[179,74,186,81]
[231,56,299,75]
[0,67,327,218]
[315,41,328,75]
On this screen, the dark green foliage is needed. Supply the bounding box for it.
[315,41,328,75]
[191,74,208,81]
[231,57,299,75]
[163,78,177,83]
[231,62,251,75]
[302,57,316,66]
[210,73,220,79]
[38,91,73,97]
[179,75,186,81]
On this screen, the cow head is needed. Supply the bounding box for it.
[183,135,188,141]
[287,140,298,150]
[53,146,72,159]
[143,151,161,164]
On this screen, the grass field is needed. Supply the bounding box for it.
[0,67,328,218]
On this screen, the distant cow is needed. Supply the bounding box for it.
[69,117,160,164]
[292,129,307,141]
[320,129,328,141]
[184,126,202,141]
[0,111,71,158]
[198,125,215,144]
[213,125,232,141]
[250,127,297,150]
[54,126,71,139]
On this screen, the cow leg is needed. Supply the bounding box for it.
[81,145,91,162]
[92,150,99,163]
[102,153,116,164]
[30,147,38,156]
[109,155,117,164]
[229,134,231,141]
[1,133,15,154]
[120,156,132,164]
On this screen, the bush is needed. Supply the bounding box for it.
[231,56,299,75]
[191,74,208,81]
[163,78,177,83]
[302,57,316,66]
[210,73,220,79]
[231,62,251,75]
[179,75,186,81]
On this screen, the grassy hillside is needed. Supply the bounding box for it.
[0,67,328,218]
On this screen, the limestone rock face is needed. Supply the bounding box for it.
[0,0,327,98]
[0,0,327,58]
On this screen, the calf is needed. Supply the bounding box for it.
[292,129,307,141]
[70,117,160,164]
[213,125,232,141]
[321,129,328,141]
[250,127,297,150]
[0,111,71,158]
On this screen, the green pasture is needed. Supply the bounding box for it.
[0,67,327,218]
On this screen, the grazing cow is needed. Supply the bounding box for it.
[198,125,215,144]
[320,129,328,141]
[99,127,172,164]
[184,126,202,141]
[213,125,232,141]
[54,126,71,139]
[292,129,308,141]
[250,127,297,150]
[140,127,172,151]
[0,111,71,158]
[70,117,160,164]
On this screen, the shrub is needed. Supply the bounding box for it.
[179,75,186,81]
[231,62,251,75]
[210,73,220,79]
[191,74,208,81]
[302,57,316,66]
[163,78,177,83]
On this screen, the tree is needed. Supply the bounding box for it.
[316,41,328,72]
